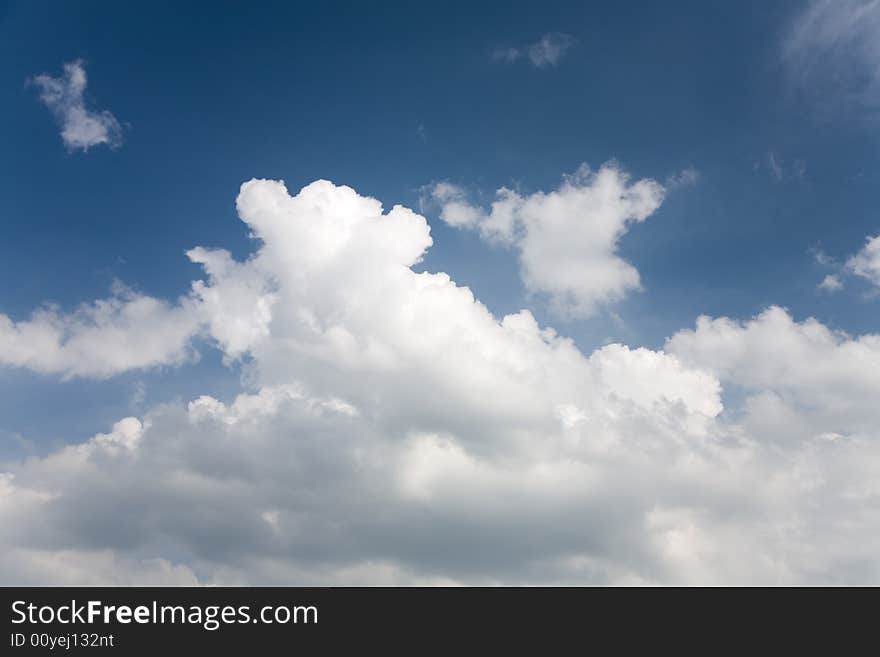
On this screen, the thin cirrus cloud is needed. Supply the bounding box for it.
[492,32,574,68]
[782,0,880,116]
[763,151,805,182]
[30,59,123,152]
[429,163,665,317]
[3,177,880,584]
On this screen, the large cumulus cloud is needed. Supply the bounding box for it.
[2,178,880,584]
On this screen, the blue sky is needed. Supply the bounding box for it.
[4,1,876,318]
[2,1,880,584]
[4,0,879,448]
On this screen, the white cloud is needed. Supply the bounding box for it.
[492,33,574,68]
[431,163,665,317]
[0,284,200,379]
[30,60,123,152]
[818,274,843,292]
[845,235,880,287]
[3,179,880,584]
[428,182,482,227]
[813,234,880,292]
[666,305,880,438]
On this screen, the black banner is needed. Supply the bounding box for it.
[0,587,872,653]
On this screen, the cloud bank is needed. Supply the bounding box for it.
[30,60,123,152]
[2,179,880,584]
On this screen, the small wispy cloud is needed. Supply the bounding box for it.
[491,47,522,64]
[30,59,123,152]
[666,166,701,189]
[755,151,805,182]
[818,274,843,292]
[527,33,574,67]
[492,32,574,68]
[811,246,834,267]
